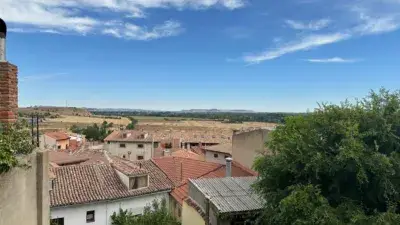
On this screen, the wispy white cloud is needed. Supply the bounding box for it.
[285,19,331,31]
[102,20,183,40]
[1,0,245,39]
[244,33,350,64]
[242,1,400,64]
[305,57,362,63]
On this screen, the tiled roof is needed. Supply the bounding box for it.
[45,132,70,141]
[50,159,173,207]
[110,156,148,176]
[190,177,263,214]
[104,130,153,142]
[152,157,222,186]
[202,144,232,154]
[170,161,257,205]
[49,151,89,166]
[171,149,202,160]
[145,129,233,144]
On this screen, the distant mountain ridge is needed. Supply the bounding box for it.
[87,108,256,113]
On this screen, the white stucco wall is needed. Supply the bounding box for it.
[51,192,169,225]
[105,141,154,161]
[204,150,229,165]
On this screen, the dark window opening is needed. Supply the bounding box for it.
[138,144,144,148]
[57,145,61,150]
[214,153,218,158]
[154,142,159,148]
[86,210,95,223]
[51,218,64,225]
[120,143,126,148]
[137,155,144,160]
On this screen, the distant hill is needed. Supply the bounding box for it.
[180,109,256,113]
[19,106,92,117]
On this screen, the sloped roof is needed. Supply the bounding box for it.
[152,157,222,186]
[104,130,153,142]
[202,144,232,154]
[190,177,263,214]
[110,156,148,176]
[45,132,70,141]
[49,151,89,166]
[50,160,173,207]
[171,149,202,160]
[170,161,257,205]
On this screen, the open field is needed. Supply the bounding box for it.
[38,114,276,132]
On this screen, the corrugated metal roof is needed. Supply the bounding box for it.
[190,177,263,213]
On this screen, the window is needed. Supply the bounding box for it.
[120,143,126,148]
[138,144,144,148]
[66,144,69,149]
[137,155,144,160]
[86,210,95,223]
[129,175,148,189]
[154,142,159,148]
[107,141,110,144]
[214,153,219,158]
[122,155,126,159]
[57,145,61,150]
[224,155,229,159]
[51,218,64,225]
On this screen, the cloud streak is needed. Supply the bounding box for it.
[102,20,183,40]
[305,57,361,63]
[244,33,350,64]
[2,0,245,39]
[241,1,400,63]
[285,19,331,31]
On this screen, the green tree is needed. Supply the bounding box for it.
[126,117,138,130]
[82,121,113,141]
[111,198,180,225]
[0,121,36,174]
[253,89,400,225]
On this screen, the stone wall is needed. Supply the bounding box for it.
[0,151,50,225]
[0,62,18,124]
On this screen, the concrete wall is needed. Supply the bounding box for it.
[51,192,169,225]
[0,151,49,225]
[204,150,230,165]
[105,141,153,161]
[232,129,270,169]
[169,196,182,221]
[181,200,205,225]
[40,135,57,150]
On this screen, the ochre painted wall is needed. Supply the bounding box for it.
[181,201,205,225]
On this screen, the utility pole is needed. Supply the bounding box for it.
[31,114,34,145]
[36,114,39,147]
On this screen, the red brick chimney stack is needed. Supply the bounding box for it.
[0,18,18,124]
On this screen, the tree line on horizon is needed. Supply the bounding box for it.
[90,111,302,124]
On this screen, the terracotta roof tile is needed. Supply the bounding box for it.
[110,156,149,176]
[104,130,153,142]
[171,149,202,160]
[170,161,257,205]
[50,160,173,207]
[152,157,221,186]
[45,132,70,141]
[49,151,89,166]
[202,144,232,154]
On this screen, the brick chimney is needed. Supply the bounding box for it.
[0,18,18,124]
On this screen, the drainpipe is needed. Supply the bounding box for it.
[226,157,232,177]
[205,197,210,225]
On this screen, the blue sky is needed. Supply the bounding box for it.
[2,0,400,112]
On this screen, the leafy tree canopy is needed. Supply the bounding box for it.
[254,89,400,225]
[111,198,180,225]
[0,121,36,174]
[126,117,138,130]
[72,121,113,141]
